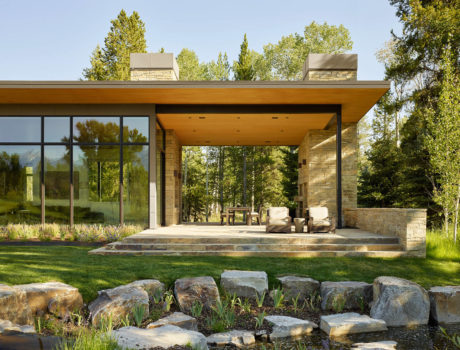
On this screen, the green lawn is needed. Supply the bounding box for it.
[1,232,459,302]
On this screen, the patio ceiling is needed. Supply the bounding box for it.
[0,80,389,145]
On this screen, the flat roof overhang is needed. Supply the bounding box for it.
[0,80,389,145]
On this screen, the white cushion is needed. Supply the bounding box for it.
[268,207,289,219]
[309,207,329,220]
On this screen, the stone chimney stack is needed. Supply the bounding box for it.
[130,53,179,81]
[302,54,357,81]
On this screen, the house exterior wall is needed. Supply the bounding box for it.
[344,208,427,257]
[298,123,357,220]
[304,70,357,81]
[131,69,178,81]
[165,130,181,225]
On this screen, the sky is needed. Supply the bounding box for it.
[0,0,402,81]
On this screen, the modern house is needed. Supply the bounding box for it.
[0,53,427,257]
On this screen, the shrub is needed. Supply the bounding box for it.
[55,328,121,350]
[39,224,60,241]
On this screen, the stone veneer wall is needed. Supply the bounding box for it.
[304,70,357,81]
[131,69,178,81]
[298,123,358,219]
[344,208,427,257]
[165,130,182,225]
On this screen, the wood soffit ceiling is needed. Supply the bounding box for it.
[0,80,389,146]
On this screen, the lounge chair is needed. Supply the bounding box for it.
[306,207,336,233]
[220,210,235,225]
[249,205,263,225]
[266,207,291,233]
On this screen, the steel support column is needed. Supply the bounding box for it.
[336,106,343,229]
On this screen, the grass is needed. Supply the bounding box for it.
[0,230,458,303]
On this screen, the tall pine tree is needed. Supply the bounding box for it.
[83,10,147,80]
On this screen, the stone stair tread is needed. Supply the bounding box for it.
[89,248,406,257]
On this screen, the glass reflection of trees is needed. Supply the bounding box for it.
[0,116,149,226]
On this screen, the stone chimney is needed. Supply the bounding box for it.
[130,53,179,81]
[302,54,357,81]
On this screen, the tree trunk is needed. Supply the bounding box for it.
[454,184,460,243]
[444,207,449,237]
[219,147,224,212]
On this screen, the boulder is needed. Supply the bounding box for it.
[0,284,33,325]
[88,284,149,326]
[320,313,387,336]
[265,315,318,340]
[370,276,430,327]
[429,286,460,324]
[321,281,372,311]
[174,276,220,313]
[220,270,268,299]
[277,276,320,301]
[128,279,164,296]
[15,282,83,318]
[147,312,198,331]
[206,330,255,348]
[352,341,397,350]
[0,319,36,334]
[111,325,208,350]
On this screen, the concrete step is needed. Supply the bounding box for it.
[105,242,404,252]
[123,236,400,245]
[89,248,408,258]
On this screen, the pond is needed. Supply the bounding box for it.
[1,324,459,350]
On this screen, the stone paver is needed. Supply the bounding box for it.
[206,330,255,348]
[265,315,318,340]
[147,312,198,331]
[352,341,397,349]
[320,313,387,336]
[111,325,208,350]
[0,319,35,334]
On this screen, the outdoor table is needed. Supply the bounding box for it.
[225,207,252,225]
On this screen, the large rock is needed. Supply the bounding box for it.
[0,284,33,325]
[429,286,460,324]
[220,270,268,299]
[128,279,164,296]
[207,330,255,348]
[370,276,430,327]
[0,319,35,334]
[277,276,320,301]
[352,341,397,350]
[265,315,318,340]
[15,282,83,318]
[320,313,387,336]
[88,284,149,326]
[321,281,372,311]
[111,325,208,350]
[147,312,198,331]
[174,276,220,313]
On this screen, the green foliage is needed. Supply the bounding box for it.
[255,311,266,328]
[83,10,147,80]
[255,291,266,308]
[190,300,203,318]
[132,303,145,327]
[55,328,122,350]
[427,228,460,262]
[206,52,231,81]
[176,48,209,80]
[291,293,302,313]
[256,21,353,80]
[233,34,255,81]
[271,288,285,308]
[440,327,460,349]
[211,299,236,329]
[331,294,346,313]
[163,291,175,312]
[237,297,252,313]
[279,146,299,210]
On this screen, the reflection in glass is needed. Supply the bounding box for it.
[123,146,148,226]
[73,145,120,224]
[44,146,70,224]
[123,117,149,143]
[0,146,41,224]
[0,117,41,142]
[156,147,164,226]
[73,117,119,143]
[45,117,70,143]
